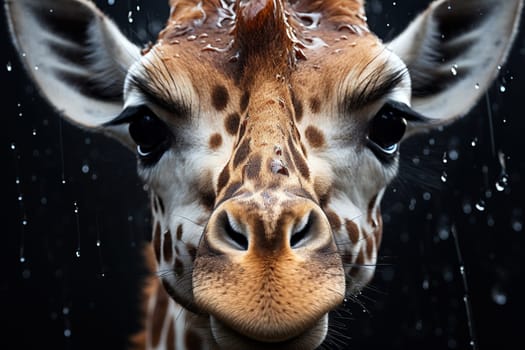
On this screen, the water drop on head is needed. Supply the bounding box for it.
[450,64,458,76]
[475,200,486,212]
[495,173,509,192]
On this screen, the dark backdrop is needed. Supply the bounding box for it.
[2,1,524,349]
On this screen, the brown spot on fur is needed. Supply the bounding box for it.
[233,137,251,168]
[225,113,240,135]
[153,223,161,263]
[166,318,175,350]
[288,137,310,180]
[240,91,250,113]
[185,330,203,350]
[245,154,262,180]
[305,125,326,148]
[349,250,365,277]
[212,84,229,111]
[374,207,383,247]
[209,133,223,150]
[366,233,375,259]
[198,171,215,210]
[345,219,360,244]
[176,224,183,241]
[217,166,230,191]
[222,181,242,201]
[325,209,342,231]
[309,97,321,113]
[151,285,169,347]
[238,118,247,141]
[291,91,304,122]
[163,230,173,262]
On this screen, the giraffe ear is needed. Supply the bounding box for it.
[5,0,140,129]
[387,0,523,125]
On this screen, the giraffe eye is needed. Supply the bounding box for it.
[367,104,407,159]
[128,107,171,163]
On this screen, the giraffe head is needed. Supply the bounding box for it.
[7,0,522,348]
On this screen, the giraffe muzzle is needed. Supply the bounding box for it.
[192,193,345,345]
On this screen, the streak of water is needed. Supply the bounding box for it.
[451,225,478,350]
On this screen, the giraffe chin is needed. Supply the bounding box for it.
[209,314,328,350]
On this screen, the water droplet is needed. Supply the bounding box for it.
[470,138,478,147]
[32,129,37,136]
[81,164,90,174]
[64,329,71,337]
[495,174,509,192]
[96,240,101,247]
[512,220,523,232]
[442,152,448,164]
[107,0,115,5]
[6,61,12,72]
[127,11,133,23]
[438,227,449,240]
[34,65,39,71]
[499,85,506,93]
[422,192,431,201]
[475,200,486,212]
[475,83,480,89]
[441,172,448,183]
[20,256,26,263]
[75,250,81,258]
[451,64,458,76]
[463,202,472,214]
[422,279,429,290]
[10,143,16,150]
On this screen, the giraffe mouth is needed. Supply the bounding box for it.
[209,314,329,350]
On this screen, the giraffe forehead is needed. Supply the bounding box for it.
[143,35,386,116]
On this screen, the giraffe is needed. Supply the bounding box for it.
[5,0,523,348]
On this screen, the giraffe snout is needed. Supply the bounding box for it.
[192,194,345,345]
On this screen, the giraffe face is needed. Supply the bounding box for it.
[7,0,522,348]
[124,14,411,345]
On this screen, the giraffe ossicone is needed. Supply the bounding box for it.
[6,0,523,348]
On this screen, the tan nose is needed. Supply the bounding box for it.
[193,194,345,343]
[203,195,336,255]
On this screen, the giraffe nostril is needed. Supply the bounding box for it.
[290,212,313,248]
[221,212,249,251]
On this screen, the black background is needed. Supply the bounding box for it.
[2,1,524,349]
